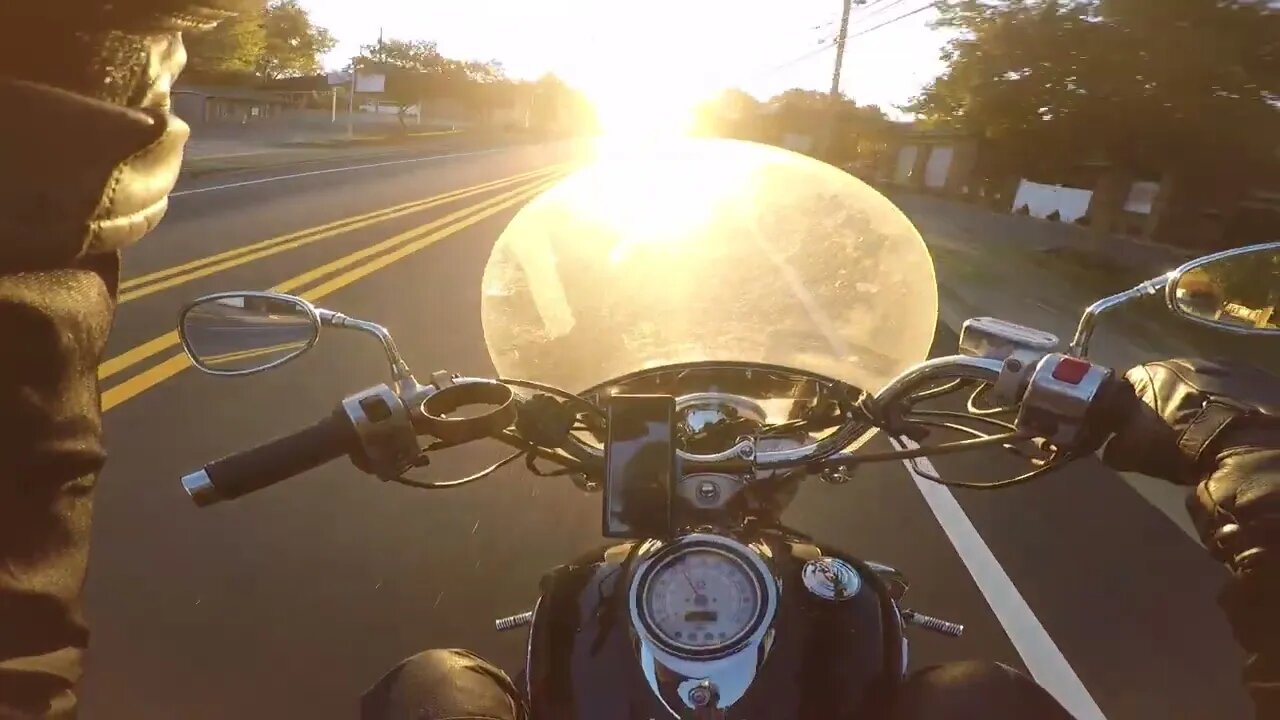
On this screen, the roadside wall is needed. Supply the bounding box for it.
[888,191,1196,277]
[1012,180,1092,222]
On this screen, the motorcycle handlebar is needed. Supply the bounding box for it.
[177,354,1108,504]
[520,356,1010,472]
[182,409,356,507]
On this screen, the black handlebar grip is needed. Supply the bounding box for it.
[181,409,355,507]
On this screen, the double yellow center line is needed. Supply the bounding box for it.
[201,341,312,367]
[120,164,562,303]
[102,166,564,412]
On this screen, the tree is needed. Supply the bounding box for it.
[759,89,888,160]
[690,88,763,137]
[361,39,446,73]
[450,60,511,118]
[358,39,453,127]
[183,10,266,81]
[909,0,1280,183]
[256,0,336,78]
[184,0,333,82]
[528,74,597,133]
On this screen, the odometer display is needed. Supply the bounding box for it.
[641,547,762,653]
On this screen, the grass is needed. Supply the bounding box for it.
[181,148,377,177]
[179,128,519,178]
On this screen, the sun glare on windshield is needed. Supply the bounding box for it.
[589,87,700,140]
[481,137,939,396]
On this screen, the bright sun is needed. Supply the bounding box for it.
[584,79,704,138]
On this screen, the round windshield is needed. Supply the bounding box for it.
[481,138,937,394]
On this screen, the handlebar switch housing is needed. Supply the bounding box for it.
[342,384,421,480]
[959,317,1060,405]
[1016,354,1114,451]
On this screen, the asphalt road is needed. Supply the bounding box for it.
[81,142,1250,719]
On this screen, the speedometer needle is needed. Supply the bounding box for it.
[683,572,700,595]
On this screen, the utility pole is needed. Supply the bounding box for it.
[822,0,854,161]
[347,62,356,139]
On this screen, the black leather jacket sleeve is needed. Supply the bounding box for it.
[1210,424,1280,719]
[0,28,192,718]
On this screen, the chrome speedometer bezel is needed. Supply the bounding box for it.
[630,534,776,661]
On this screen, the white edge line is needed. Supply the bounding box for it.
[892,436,1107,720]
[171,147,509,197]
[768,243,1103,716]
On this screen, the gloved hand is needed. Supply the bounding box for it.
[1103,358,1280,571]
[1103,358,1280,719]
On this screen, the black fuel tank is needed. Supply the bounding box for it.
[525,528,903,719]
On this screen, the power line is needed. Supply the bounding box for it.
[747,34,839,76]
[847,1,936,40]
[729,0,928,92]
[853,0,914,22]
[854,0,893,15]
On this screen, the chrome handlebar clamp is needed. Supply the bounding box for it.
[958,317,1060,405]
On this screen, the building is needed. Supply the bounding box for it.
[1088,167,1280,251]
[879,124,1280,251]
[878,125,980,197]
[172,85,290,125]
[257,75,336,110]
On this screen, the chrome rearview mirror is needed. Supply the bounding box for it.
[1167,241,1280,335]
[179,292,320,375]
[1069,241,1280,357]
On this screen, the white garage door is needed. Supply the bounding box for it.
[894,145,918,184]
[924,145,955,189]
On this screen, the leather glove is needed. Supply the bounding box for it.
[1103,358,1280,571]
[1103,358,1280,719]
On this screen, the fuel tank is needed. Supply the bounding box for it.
[525,527,903,719]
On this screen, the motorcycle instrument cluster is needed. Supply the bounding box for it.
[632,536,773,660]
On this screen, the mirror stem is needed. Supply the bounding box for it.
[1068,274,1172,357]
[316,310,419,387]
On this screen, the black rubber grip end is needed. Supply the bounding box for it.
[196,409,355,504]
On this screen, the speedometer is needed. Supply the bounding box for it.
[637,545,765,656]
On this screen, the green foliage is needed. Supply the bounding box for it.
[360,39,454,124]
[910,0,1280,180]
[184,0,333,82]
[184,10,266,81]
[358,39,519,126]
[256,0,336,79]
[361,39,446,73]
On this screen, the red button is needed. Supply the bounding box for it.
[1052,357,1091,385]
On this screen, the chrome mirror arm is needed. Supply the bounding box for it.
[315,309,420,392]
[1067,274,1172,357]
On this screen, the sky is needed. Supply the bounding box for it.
[301,0,955,120]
